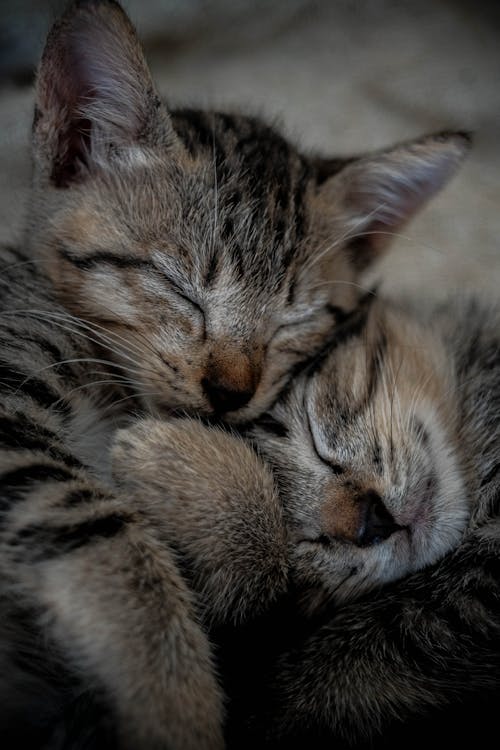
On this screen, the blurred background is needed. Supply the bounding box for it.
[1,0,499,297]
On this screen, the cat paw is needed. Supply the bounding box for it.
[111,417,289,625]
[111,417,240,497]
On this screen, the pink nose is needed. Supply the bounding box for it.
[321,488,401,547]
[201,377,255,413]
[202,349,261,414]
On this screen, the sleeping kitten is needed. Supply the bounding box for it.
[28,1,469,421]
[0,0,470,747]
[113,292,500,745]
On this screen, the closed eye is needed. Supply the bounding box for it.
[305,407,345,475]
[164,275,205,319]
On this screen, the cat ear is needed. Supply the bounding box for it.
[33,0,177,187]
[314,132,471,271]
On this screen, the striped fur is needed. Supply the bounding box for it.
[28,0,468,422]
[0,1,473,748]
[0,246,224,749]
[112,294,500,746]
[243,295,500,743]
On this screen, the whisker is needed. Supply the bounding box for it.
[0,310,159,376]
[100,390,164,417]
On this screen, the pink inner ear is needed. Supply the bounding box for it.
[343,138,468,270]
[51,116,92,188]
[34,1,160,186]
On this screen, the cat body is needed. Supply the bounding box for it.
[0,0,471,747]
[0,246,226,750]
[113,293,500,746]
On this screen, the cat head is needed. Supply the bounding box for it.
[28,0,470,420]
[252,298,471,607]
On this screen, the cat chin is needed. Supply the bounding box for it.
[291,481,471,609]
[291,527,420,606]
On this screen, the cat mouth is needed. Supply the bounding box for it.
[293,525,409,550]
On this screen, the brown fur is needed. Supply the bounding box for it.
[27,1,469,421]
[0,1,472,747]
[112,292,500,746]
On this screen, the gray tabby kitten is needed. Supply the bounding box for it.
[113,292,500,746]
[0,0,469,747]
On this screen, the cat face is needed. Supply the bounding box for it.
[253,299,471,606]
[29,116,360,420]
[28,1,469,420]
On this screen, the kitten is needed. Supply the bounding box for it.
[113,292,500,746]
[0,0,470,747]
[28,1,469,421]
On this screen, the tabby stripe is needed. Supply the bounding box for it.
[204,251,219,287]
[174,108,214,149]
[21,335,67,370]
[16,513,129,560]
[480,463,500,488]
[254,414,289,438]
[0,362,61,409]
[2,331,77,381]
[372,442,383,472]
[286,276,297,306]
[229,244,245,281]
[0,414,59,452]
[0,245,30,264]
[62,488,111,507]
[325,304,350,325]
[0,415,85,470]
[302,301,372,379]
[173,109,226,166]
[0,463,74,510]
[490,491,500,516]
[58,247,153,271]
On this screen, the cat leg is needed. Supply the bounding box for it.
[0,453,224,750]
[112,417,289,627]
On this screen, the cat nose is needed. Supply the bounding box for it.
[202,350,259,414]
[355,490,401,546]
[202,378,254,413]
[321,488,400,547]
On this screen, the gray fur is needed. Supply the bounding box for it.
[0,1,472,748]
[113,294,500,745]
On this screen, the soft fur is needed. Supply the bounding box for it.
[0,1,473,748]
[113,292,500,746]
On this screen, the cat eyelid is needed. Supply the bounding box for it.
[163,275,205,319]
[305,402,345,475]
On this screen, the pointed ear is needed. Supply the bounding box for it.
[314,132,471,271]
[33,0,176,187]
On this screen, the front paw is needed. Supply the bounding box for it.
[111,417,289,625]
[111,417,184,494]
[111,417,242,499]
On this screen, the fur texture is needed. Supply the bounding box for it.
[113,293,500,746]
[0,1,471,747]
[28,1,468,421]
